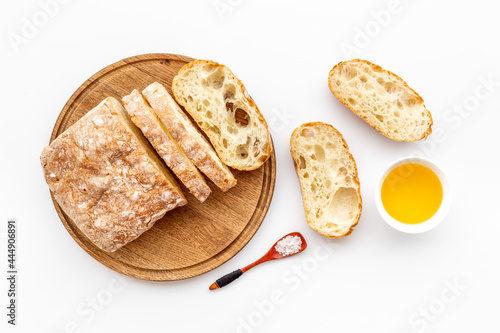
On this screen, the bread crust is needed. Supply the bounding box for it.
[290,122,362,238]
[142,82,237,191]
[328,59,433,142]
[172,60,272,171]
[123,90,211,202]
[40,97,186,252]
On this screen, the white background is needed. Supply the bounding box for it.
[1,0,499,332]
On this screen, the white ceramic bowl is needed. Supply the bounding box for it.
[375,156,452,233]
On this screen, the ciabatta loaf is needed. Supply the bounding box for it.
[123,90,211,202]
[142,82,237,191]
[172,60,272,171]
[290,122,362,238]
[328,59,432,142]
[40,97,187,252]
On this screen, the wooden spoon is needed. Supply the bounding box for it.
[209,232,307,290]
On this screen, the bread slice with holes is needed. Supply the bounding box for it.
[290,122,362,238]
[172,60,272,171]
[328,59,432,142]
[142,82,236,192]
[123,89,211,202]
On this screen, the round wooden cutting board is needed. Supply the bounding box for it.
[49,53,276,281]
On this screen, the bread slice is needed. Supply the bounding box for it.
[328,59,432,142]
[290,122,362,238]
[123,90,211,202]
[142,82,236,191]
[172,60,272,171]
[40,97,187,252]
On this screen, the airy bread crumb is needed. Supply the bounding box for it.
[328,59,433,142]
[172,60,272,171]
[290,122,362,238]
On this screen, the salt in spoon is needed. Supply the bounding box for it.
[209,232,307,290]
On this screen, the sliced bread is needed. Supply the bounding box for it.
[123,90,211,202]
[40,97,187,252]
[172,60,272,171]
[328,59,432,142]
[290,122,362,238]
[142,82,236,191]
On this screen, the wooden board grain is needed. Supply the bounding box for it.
[49,53,276,281]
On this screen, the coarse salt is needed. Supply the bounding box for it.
[275,235,302,256]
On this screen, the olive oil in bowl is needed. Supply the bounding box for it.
[381,163,443,224]
[375,157,451,233]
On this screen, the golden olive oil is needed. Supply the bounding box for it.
[381,163,443,224]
